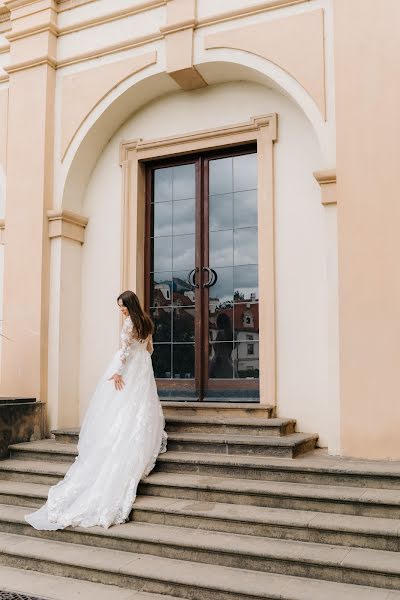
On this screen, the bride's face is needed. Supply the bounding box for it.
[118,299,129,317]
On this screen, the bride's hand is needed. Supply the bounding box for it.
[108,374,125,391]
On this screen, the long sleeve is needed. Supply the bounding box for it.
[116,317,135,376]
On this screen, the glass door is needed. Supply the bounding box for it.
[146,147,260,401]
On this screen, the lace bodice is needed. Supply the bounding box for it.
[116,316,153,375]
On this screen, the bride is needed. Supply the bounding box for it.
[25,290,167,530]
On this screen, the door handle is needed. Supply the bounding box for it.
[187,267,199,288]
[202,267,217,288]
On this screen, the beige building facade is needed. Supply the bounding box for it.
[0,0,398,460]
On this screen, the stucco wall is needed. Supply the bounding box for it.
[79,80,339,451]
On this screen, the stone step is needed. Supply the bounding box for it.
[161,401,274,418]
[2,492,400,554]
[2,504,400,590]
[0,531,400,599]
[139,472,400,519]
[9,439,77,462]
[1,465,400,521]
[164,432,318,458]
[10,432,318,460]
[51,417,296,444]
[156,451,400,489]
[3,451,400,493]
[129,496,400,552]
[0,458,69,484]
[0,564,180,600]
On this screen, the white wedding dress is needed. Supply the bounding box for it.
[25,316,167,530]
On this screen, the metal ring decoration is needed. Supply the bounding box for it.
[202,266,218,288]
[187,267,200,288]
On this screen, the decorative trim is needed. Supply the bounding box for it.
[160,18,197,35]
[0,0,310,70]
[313,169,337,205]
[0,43,10,53]
[61,51,157,160]
[47,209,88,243]
[120,114,277,164]
[120,114,278,407]
[0,74,9,83]
[0,220,5,245]
[57,32,162,68]
[196,0,310,28]
[6,22,58,42]
[4,54,57,73]
[58,0,166,36]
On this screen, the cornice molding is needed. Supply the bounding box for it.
[58,0,165,36]
[5,22,57,41]
[0,74,9,82]
[313,169,337,205]
[160,18,196,35]
[0,43,10,53]
[59,31,161,68]
[120,114,278,165]
[313,169,336,185]
[47,209,88,243]
[2,0,311,71]
[196,0,310,28]
[4,53,56,73]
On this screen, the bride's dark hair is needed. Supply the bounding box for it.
[117,290,154,340]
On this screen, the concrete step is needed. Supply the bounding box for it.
[0,458,68,484]
[161,401,274,418]
[10,433,318,460]
[156,451,400,489]
[2,505,400,589]
[139,472,400,519]
[0,565,180,600]
[3,450,400,493]
[51,417,296,444]
[0,531,400,599]
[164,432,318,458]
[2,494,400,554]
[128,496,400,552]
[1,466,400,521]
[9,439,77,462]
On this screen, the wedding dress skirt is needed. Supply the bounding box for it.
[25,330,167,530]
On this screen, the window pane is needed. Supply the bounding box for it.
[154,168,172,202]
[210,229,233,268]
[209,194,233,231]
[209,266,233,306]
[173,164,195,201]
[209,306,234,342]
[233,153,257,192]
[173,307,195,342]
[234,265,258,303]
[172,270,196,305]
[209,157,233,195]
[151,272,172,307]
[153,236,172,272]
[173,234,195,271]
[234,190,257,229]
[234,342,259,379]
[173,344,195,379]
[233,303,259,341]
[173,198,195,235]
[153,201,172,237]
[209,342,234,379]
[234,227,258,266]
[151,307,172,343]
[152,344,172,378]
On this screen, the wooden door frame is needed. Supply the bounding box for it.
[119,114,278,407]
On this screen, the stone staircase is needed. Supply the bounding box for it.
[0,402,399,599]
